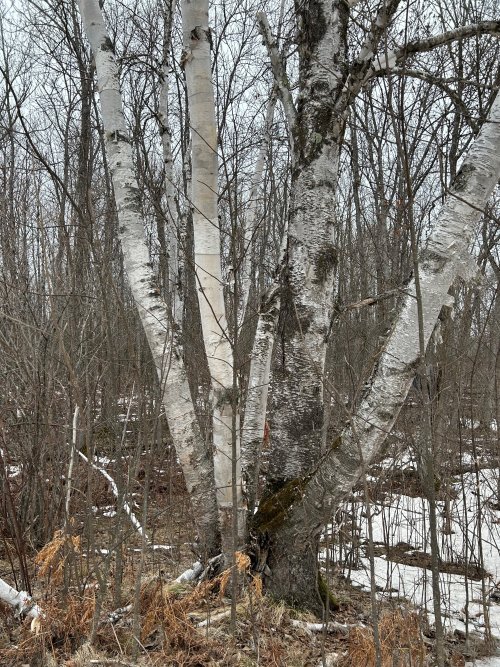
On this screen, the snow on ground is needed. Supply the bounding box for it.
[326,463,500,648]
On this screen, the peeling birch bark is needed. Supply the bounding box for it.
[0,578,42,627]
[181,0,242,545]
[77,0,219,557]
[289,90,500,541]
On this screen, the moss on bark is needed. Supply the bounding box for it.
[318,571,340,612]
[251,477,309,534]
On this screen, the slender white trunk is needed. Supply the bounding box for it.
[239,91,277,323]
[181,0,242,544]
[241,284,280,514]
[78,0,220,556]
[241,230,287,515]
[158,0,182,323]
[64,404,80,527]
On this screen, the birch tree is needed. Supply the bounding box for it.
[181,0,242,545]
[248,1,500,610]
[77,0,220,557]
[71,0,500,615]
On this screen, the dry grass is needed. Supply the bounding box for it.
[35,527,82,585]
[0,526,436,667]
[341,609,426,667]
[1,590,95,665]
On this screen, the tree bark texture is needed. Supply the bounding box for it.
[268,0,349,486]
[181,0,242,545]
[258,90,500,608]
[78,0,220,557]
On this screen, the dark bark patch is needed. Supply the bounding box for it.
[314,243,338,284]
[297,0,327,54]
[420,246,448,272]
[279,283,313,338]
[289,400,324,442]
[451,163,475,192]
[251,477,308,534]
[101,36,115,53]
[107,130,130,145]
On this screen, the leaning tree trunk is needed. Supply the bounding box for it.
[181,0,243,547]
[77,0,220,557]
[257,89,500,609]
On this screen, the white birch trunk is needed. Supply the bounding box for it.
[241,283,280,514]
[294,90,500,531]
[181,0,242,544]
[158,0,182,323]
[239,91,277,323]
[64,404,80,527]
[267,0,349,485]
[78,0,220,556]
[0,578,42,626]
[241,229,288,515]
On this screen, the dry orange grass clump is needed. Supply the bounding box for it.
[138,551,255,666]
[343,609,426,667]
[2,590,95,665]
[35,528,81,585]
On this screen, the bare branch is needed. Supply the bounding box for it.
[371,21,500,76]
[347,0,402,100]
[256,11,297,144]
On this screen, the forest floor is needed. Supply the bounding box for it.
[0,418,499,666]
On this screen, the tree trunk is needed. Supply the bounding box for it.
[181,0,242,546]
[158,0,181,321]
[77,0,220,557]
[268,0,349,487]
[258,89,500,611]
[265,521,323,615]
[241,282,281,516]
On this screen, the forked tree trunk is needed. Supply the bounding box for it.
[181,0,243,546]
[78,0,220,557]
[257,90,500,609]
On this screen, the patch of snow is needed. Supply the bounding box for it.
[330,467,500,646]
